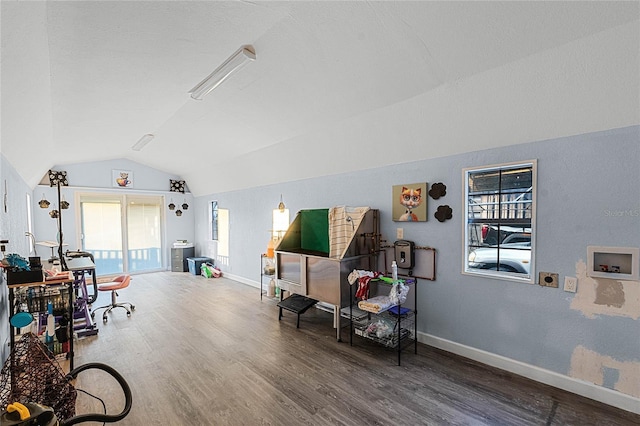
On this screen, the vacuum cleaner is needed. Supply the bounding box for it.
[0,363,132,426]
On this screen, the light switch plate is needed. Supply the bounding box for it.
[396,228,403,239]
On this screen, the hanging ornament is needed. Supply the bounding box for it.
[168,200,175,210]
[49,209,59,219]
[175,209,183,217]
[182,199,189,210]
[39,194,50,209]
[60,195,69,210]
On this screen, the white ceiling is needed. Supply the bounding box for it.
[1,1,639,196]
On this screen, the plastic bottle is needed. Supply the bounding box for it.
[391,260,398,282]
[46,301,55,350]
[267,278,276,298]
[266,238,275,258]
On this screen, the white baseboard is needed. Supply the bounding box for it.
[214,274,639,414]
[419,333,640,415]
[223,272,259,288]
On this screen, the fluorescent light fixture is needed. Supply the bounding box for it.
[132,134,154,151]
[189,45,256,100]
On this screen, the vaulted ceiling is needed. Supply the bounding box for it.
[2,1,638,196]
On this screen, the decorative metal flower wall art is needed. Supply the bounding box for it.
[429,182,447,199]
[434,205,453,222]
[170,179,185,193]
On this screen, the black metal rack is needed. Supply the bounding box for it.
[7,273,76,370]
[344,277,417,366]
[260,254,276,300]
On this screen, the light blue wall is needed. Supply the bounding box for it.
[31,159,195,271]
[1,156,195,364]
[3,127,637,399]
[193,125,640,397]
[0,154,33,363]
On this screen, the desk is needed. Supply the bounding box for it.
[35,241,68,261]
[7,272,75,370]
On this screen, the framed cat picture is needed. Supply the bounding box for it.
[392,182,427,222]
[112,170,133,188]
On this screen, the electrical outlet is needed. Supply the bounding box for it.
[539,272,559,288]
[564,276,578,293]
[396,228,403,239]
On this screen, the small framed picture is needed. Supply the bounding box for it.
[393,182,427,222]
[113,170,133,188]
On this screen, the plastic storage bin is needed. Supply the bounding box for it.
[187,257,213,275]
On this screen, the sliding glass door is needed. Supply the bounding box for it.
[78,194,163,275]
[126,197,162,272]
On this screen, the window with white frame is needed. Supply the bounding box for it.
[210,201,218,241]
[463,160,536,282]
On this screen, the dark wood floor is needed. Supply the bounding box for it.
[69,272,639,425]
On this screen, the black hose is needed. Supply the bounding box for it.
[60,363,132,425]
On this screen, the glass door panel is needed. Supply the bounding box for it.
[80,200,124,275]
[126,198,162,272]
[79,194,164,275]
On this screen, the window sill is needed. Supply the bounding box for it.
[462,269,533,285]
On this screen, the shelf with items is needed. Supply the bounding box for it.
[11,283,73,359]
[346,275,417,366]
[260,254,278,300]
[6,271,76,373]
[352,310,416,349]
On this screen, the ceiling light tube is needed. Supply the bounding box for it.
[132,134,154,151]
[189,45,256,100]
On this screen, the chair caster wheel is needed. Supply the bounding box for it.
[102,316,108,323]
[127,312,131,317]
[90,312,95,319]
[131,306,136,311]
